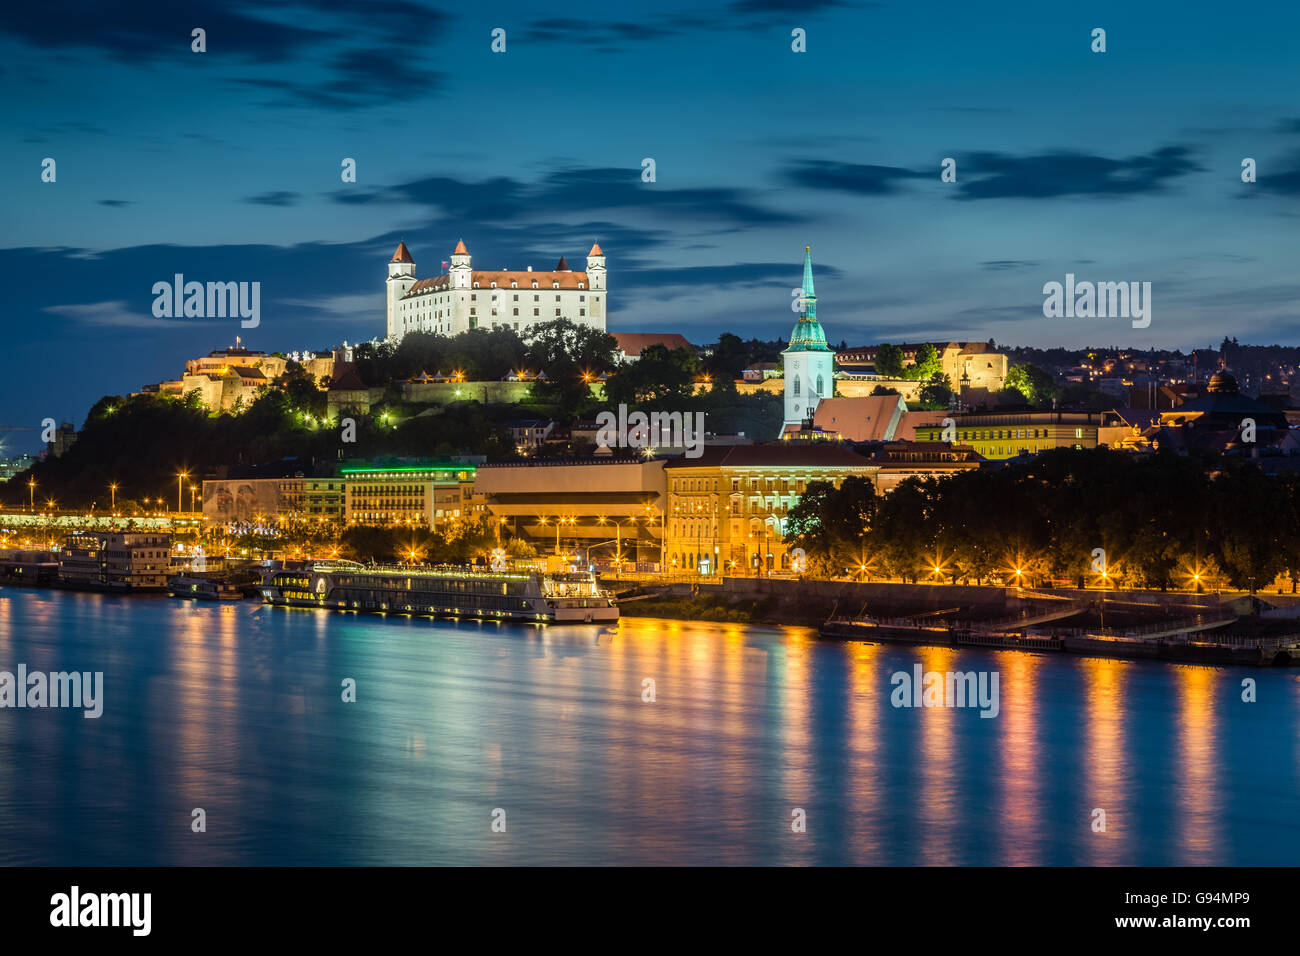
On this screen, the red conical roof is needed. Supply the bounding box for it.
[588,242,604,257]
[555,256,570,271]
[391,241,414,263]
[453,239,468,255]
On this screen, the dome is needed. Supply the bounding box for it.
[1207,371,1239,394]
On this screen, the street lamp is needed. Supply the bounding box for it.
[177,471,189,513]
[598,515,639,574]
[28,479,35,512]
[109,482,118,511]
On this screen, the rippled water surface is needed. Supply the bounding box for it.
[1,589,1297,865]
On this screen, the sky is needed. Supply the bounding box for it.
[2,0,1299,450]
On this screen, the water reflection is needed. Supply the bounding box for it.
[0,591,1295,865]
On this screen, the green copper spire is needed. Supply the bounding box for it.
[785,244,832,352]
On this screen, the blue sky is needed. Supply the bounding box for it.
[2,0,1299,450]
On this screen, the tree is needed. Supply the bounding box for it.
[785,476,877,576]
[875,343,905,378]
[1004,364,1059,405]
[916,373,953,409]
[905,343,941,381]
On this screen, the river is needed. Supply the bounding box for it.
[0,588,1296,865]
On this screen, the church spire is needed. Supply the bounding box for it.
[785,244,831,353]
[800,244,816,321]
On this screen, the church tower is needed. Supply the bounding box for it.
[782,245,835,428]
[386,241,416,339]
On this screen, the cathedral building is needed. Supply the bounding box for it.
[386,239,607,340]
[782,246,836,430]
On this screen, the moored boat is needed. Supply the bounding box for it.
[167,573,246,601]
[258,560,619,623]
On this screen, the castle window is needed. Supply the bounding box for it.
[473,282,479,288]
[580,309,585,316]
[816,374,824,395]
[513,294,518,301]
[511,281,517,289]
[794,378,800,396]
[580,295,585,302]
[578,283,584,289]
[490,282,497,288]
[533,295,539,301]
[553,282,559,289]
[513,308,518,316]
[533,308,539,316]
[555,295,560,302]
[555,309,561,316]
[531,281,538,288]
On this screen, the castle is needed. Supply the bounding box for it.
[386,240,607,340]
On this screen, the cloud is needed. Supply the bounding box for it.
[0,2,449,109]
[0,2,325,62]
[334,167,799,226]
[1243,150,1300,197]
[520,0,862,47]
[954,146,1202,200]
[783,159,925,195]
[44,300,218,330]
[245,191,300,207]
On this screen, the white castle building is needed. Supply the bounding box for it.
[386,239,607,340]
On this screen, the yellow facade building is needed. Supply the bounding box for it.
[663,444,875,575]
[913,411,1100,459]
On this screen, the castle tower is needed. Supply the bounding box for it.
[386,241,416,339]
[782,245,835,428]
[586,242,606,327]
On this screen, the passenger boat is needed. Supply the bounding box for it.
[167,573,246,601]
[258,560,619,623]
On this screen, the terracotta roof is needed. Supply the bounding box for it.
[812,396,906,442]
[555,256,570,271]
[391,241,414,263]
[328,364,366,391]
[588,242,604,257]
[453,239,468,255]
[892,410,947,441]
[613,332,695,357]
[665,443,872,470]
[403,269,591,297]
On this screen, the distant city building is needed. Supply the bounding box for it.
[612,333,695,362]
[0,455,37,481]
[342,463,475,530]
[913,410,1101,459]
[472,458,666,565]
[506,419,556,455]
[59,532,171,592]
[663,442,875,575]
[857,441,983,493]
[47,422,77,458]
[386,240,607,340]
[142,343,336,413]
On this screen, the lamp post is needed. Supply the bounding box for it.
[109,482,118,511]
[28,479,35,512]
[177,471,189,513]
[598,515,639,576]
